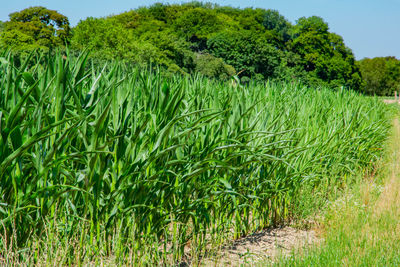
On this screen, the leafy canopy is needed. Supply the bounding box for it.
[0,3,366,90]
[0,6,70,50]
[359,57,400,96]
[290,16,362,89]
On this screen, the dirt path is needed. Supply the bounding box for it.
[201,227,319,266]
[374,118,400,213]
[383,99,398,104]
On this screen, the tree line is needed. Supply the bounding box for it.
[0,3,399,95]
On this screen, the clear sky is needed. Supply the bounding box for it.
[1,0,399,60]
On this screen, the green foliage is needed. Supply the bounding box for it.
[289,16,362,89]
[194,53,235,79]
[71,3,362,89]
[71,13,193,73]
[2,3,365,89]
[174,8,226,39]
[0,6,70,50]
[262,9,292,42]
[0,51,390,264]
[207,30,282,80]
[359,57,400,96]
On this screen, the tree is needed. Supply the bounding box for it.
[262,9,292,42]
[137,30,194,71]
[289,16,361,90]
[194,53,235,79]
[359,57,400,96]
[0,6,70,50]
[73,17,149,61]
[172,7,236,51]
[72,13,194,73]
[69,2,362,88]
[207,30,282,80]
[290,16,330,71]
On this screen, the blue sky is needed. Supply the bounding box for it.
[1,0,399,60]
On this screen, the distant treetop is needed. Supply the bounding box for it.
[0,6,70,50]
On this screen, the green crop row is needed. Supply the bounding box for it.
[0,50,390,265]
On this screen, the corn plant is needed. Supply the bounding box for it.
[0,50,391,264]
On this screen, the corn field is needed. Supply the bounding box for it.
[0,51,391,264]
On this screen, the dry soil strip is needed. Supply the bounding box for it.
[201,226,318,266]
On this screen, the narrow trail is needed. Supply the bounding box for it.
[374,118,400,217]
[342,117,400,264]
[201,226,319,266]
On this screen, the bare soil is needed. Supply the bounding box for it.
[383,99,399,104]
[201,226,320,266]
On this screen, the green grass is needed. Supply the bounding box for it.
[0,50,391,265]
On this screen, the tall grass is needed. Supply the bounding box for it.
[0,50,390,264]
